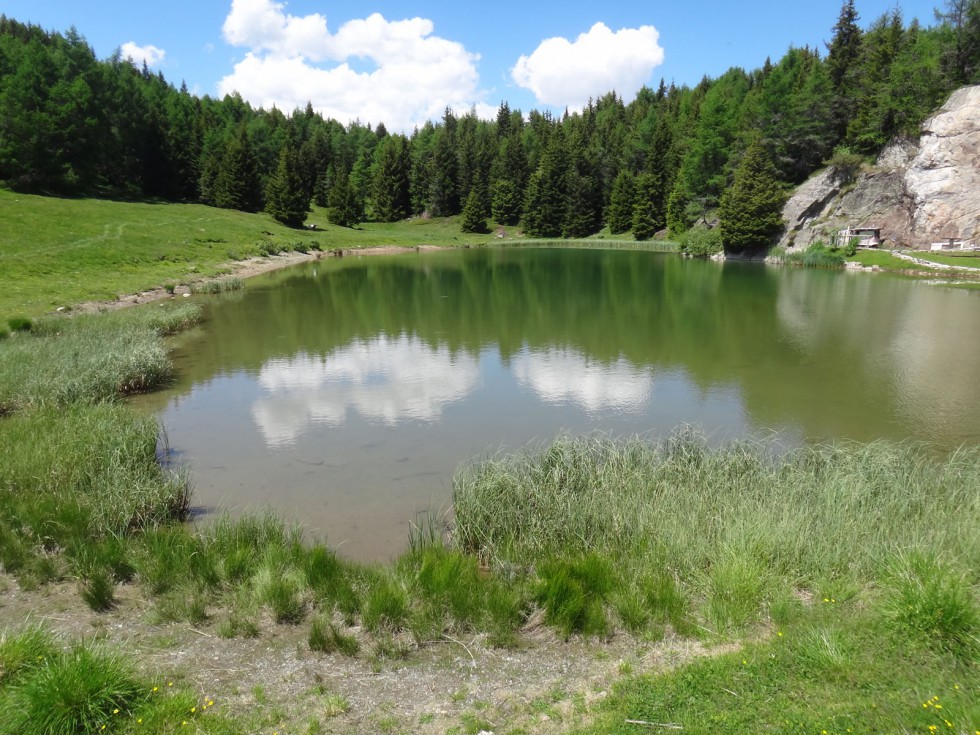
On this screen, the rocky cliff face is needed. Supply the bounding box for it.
[779,85,980,250]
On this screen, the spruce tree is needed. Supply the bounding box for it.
[607,171,635,234]
[326,170,363,228]
[719,141,786,253]
[214,125,261,212]
[372,135,411,222]
[265,141,308,227]
[460,189,489,233]
[490,179,522,225]
[631,173,662,241]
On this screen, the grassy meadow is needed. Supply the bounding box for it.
[0,189,503,318]
[0,193,977,733]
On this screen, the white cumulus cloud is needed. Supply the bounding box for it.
[120,42,166,68]
[218,0,494,131]
[512,22,664,109]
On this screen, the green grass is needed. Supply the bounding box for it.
[785,242,846,268]
[846,248,940,271]
[1,194,978,728]
[908,250,980,268]
[0,189,498,318]
[575,599,980,735]
[0,628,244,735]
[453,433,980,634]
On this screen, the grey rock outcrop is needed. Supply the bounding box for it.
[779,85,980,250]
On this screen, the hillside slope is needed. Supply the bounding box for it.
[779,85,980,250]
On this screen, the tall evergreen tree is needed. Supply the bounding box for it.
[631,173,664,241]
[719,141,786,253]
[265,140,308,227]
[826,0,863,139]
[460,189,489,233]
[213,124,261,212]
[522,127,568,238]
[606,171,635,235]
[372,134,411,222]
[326,169,363,227]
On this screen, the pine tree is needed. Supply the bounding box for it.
[460,189,489,233]
[372,134,411,222]
[719,141,786,253]
[607,171,635,234]
[326,169,363,228]
[631,173,663,241]
[213,124,261,212]
[265,141,308,227]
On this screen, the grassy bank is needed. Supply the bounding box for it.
[0,189,497,318]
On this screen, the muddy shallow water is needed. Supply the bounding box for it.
[131,248,980,561]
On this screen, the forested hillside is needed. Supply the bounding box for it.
[2,2,979,249]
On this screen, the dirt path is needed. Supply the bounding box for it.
[0,575,730,734]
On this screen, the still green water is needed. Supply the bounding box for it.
[134,248,980,560]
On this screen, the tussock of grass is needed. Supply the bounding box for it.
[0,405,190,586]
[0,638,144,735]
[0,302,201,413]
[536,554,613,639]
[784,242,847,268]
[362,578,410,634]
[881,550,978,655]
[308,617,360,657]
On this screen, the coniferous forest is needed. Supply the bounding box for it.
[2,2,979,250]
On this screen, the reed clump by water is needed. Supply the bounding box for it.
[0,302,200,413]
[453,431,980,635]
[0,303,199,590]
[189,277,244,295]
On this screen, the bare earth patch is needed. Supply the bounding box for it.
[0,575,731,734]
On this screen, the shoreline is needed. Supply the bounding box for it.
[70,244,446,315]
[67,241,980,317]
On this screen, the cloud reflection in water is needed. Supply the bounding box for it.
[251,334,479,447]
[513,347,653,415]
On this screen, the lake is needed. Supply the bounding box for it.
[132,247,980,560]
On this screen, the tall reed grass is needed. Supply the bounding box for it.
[0,302,201,413]
[453,432,980,631]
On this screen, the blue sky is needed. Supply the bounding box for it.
[4,0,944,131]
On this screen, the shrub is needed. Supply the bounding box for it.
[679,227,723,258]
